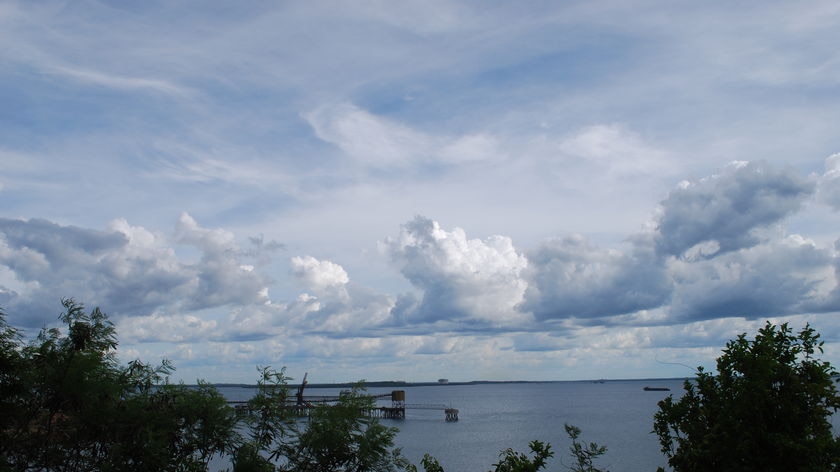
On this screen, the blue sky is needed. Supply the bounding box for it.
[2,0,840,383]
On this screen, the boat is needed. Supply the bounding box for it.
[643,386,670,391]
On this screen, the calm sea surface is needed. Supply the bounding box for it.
[216,379,688,471]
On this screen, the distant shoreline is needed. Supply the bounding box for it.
[208,377,693,389]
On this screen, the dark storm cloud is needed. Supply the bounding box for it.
[654,161,814,258]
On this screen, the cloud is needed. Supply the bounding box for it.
[304,104,505,169]
[0,217,132,323]
[439,133,504,164]
[291,255,350,295]
[817,153,840,210]
[557,124,675,179]
[382,216,529,326]
[0,214,270,327]
[521,233,670,321]
[337,0,473,35]
[47,65,192,97]
[654,161,814,258]
[2,160,836,345]
[118,312,218,343]
[0,214,399,342]
[286,255,395,336]
[304,104,432,167]
[3,0,840,383]
[173,213,270,310]
[669,234,838,321]
[510,160,837,325]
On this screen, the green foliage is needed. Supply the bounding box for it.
[653,321,840,472]
[405,454,446,472]
[491,440,554,472]
[240,366,298,464]
[232,443,276,472]
[1,299,411,472]
[0,299,239,471]
[235,375,408,472]
[409,440,556,472]
[0,309,24,471]
[406,426,610,472]
[3,298,621,472]
[563,424,608,472]
[284,383,405,471]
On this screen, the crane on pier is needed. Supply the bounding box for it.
[296,372,309,406]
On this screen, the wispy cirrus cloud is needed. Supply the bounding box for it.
[47,64,193,97]
[304,103,506,170]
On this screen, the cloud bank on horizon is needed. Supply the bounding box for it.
[2,1,840,382]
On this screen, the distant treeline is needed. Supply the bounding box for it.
[210,378,694,389]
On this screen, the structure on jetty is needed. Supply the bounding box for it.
[231,386,459,422]
[366,390,459,421]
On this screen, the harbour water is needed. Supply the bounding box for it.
[217,378,688,471]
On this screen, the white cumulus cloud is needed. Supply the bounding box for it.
[291,255,350,293]
[383,216,529,326]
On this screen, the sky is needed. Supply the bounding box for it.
[2,0,840,384]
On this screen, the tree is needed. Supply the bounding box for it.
[406,454,446,472]
[653,321,840,472]
[4,299,620,472]
[406,441,554,472]
[0,299,240,471]
[491,440,554,472]
[235,366,298,471]
[235,373,409,472]
[0,308,26,471]
[563,424,608,472]
[407,426,607,472]
[286,384,406,472]
[2,299,410,472]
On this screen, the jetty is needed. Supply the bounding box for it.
[365,390,459,421]
[229,374,459,421]
[230,389,458,421]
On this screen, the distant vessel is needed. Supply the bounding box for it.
[438,379,449,384]
[643,386,670,391]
